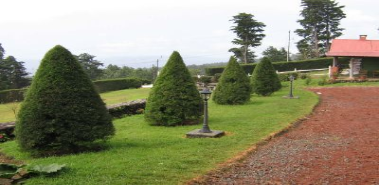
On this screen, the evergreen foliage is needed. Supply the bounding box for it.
[144,51,202,126]
[16,45,114,155]
[0,44,30,90]
[251,57,281,96]
[230,13,266,64]
[262,46,289,62]
[212,57,251,104]
[295,0,346,58]
[76,53,104,80]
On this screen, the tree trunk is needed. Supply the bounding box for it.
[244,45,248,64]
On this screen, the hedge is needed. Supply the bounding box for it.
[0,89,26,103]
[278,72,300,82]
[93,78,143,93]
[0,78,143,104]
[205,57,350,76]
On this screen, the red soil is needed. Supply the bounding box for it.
[193,87,379,184]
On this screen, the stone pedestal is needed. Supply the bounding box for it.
[283,96,299,99]
[186,129,225,138]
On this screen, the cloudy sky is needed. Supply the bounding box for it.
[0,0,378,73]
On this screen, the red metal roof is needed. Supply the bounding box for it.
[326,38,379,57]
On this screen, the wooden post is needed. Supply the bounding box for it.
[333,57,338,67]
[349,59,354,79]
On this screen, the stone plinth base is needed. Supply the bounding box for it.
[186,129,225,138]
[283,96,299,99]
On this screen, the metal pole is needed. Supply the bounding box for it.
[200,98,211,133]
[289,77,294,98]
[287,30,290,62]
[156,59,159,78]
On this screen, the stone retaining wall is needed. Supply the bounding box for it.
[0,99,146,135]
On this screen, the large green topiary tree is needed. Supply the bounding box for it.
[212,56,251,104]
[144,51,202,126]
[16,45,114,155]
[251,57,281,96]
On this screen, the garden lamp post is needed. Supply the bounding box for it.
[289,75,295,98]
[186,87,225,138]
[283,75,299,99]
[199,88,212,133]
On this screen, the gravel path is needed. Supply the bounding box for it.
[192,87,379,185]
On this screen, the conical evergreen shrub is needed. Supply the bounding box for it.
[16,45,114,155]
[250,57,281,96]
[212,56,251,104]
[144,51,202,126]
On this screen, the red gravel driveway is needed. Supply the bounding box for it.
[193,87,379,185]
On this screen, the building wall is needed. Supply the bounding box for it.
[362,57,379,77]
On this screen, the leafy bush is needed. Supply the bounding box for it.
[278,72,300,82]
[211,73,222,83]
[212,57,251,104]
[304,75,312,86]
[93,78,142,93]
[199,76,212,84]
[0,89,26,104]
[15,45,114,155]
[144,51,203,126]
[205,57,350,76]
[251,57,282,96]
[300,73,308,79]
[318,76,328,86]
[0,162,66,182]
[140,79,152,85]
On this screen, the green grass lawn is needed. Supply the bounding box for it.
[1,85,318,184]
[0,88,150,123]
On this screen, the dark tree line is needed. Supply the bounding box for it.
[65,53,157,82]
[0,43,30,90]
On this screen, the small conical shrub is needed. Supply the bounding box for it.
[144,51,202,126]
[212,56,251,104]
[16,45,114,155]
[250,57,281,96]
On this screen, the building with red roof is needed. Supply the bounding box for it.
[326,35,379,79]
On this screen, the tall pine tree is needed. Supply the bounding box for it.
[295,0,346,58]
[0,44,30,90]
[230,13,266,64]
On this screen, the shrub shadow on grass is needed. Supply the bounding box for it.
[243,100,264,106]
[29,141,112,158]
[109,140,174,150]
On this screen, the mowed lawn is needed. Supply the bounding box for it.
[0,88,151,123]
[1,84,319,184]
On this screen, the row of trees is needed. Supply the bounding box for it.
[145,51,281,126]
[75,53,157,82]
[15,47,281,155]
[0,44,30,90]
[230,0,345,63]
[0,48,158,91]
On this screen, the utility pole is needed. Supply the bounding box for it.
[287,30,290,62]
[156,56,162,78]
[156,59,159,78]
